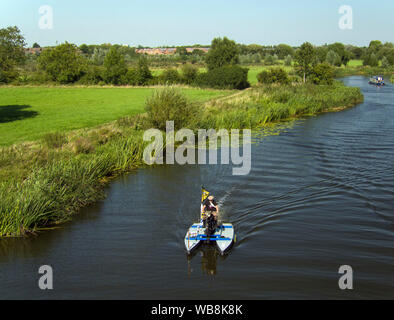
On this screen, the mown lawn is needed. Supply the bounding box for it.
[0,86,230,146]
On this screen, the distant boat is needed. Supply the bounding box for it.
[369,76,385,86]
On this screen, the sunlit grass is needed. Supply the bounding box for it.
[0,86,230,146]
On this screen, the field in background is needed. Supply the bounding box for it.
[0,87,230,146]
[347,60,363,67]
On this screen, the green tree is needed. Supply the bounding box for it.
[32,42,41,48]
[205,37,239,70]
[181,63,198,84]
[135,55,153,85]
[275,44,294,59]
[326,50,341,66]
[103,47,127,84]
[0,26,26,83]
[284,55,292,66]
[368,40,383,54]
[349,46,364,59]
[38,42,87,83]
[176,47,188,56]
[381,56,390,69]
[363,52,379,67]
[257,67,289,84]
[315,46,329,63]
[79,44,90,54]
[310,63,334,85]
[327,43,350,66]
[264,54,278,65]
[294,42,315,83]
[158,68,181,85]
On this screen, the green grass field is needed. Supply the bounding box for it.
[347,59,363,67]
[0,86,229,146]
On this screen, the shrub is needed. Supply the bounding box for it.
[310,63,335,85]
[145,87,200,130]
[257,67,289,84]
[195,65,250,90]
[158,69,181,85]
[78,65,104,85]
[123,68,139,85]
[42,132,67,148]
[181,63,198,84]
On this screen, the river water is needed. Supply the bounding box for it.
[0,76,393,299]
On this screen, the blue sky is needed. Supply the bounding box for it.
[0,0,393,47]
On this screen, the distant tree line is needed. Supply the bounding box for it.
[1,25,394,88]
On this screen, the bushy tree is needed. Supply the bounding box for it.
[368,40,383,55]
[294,42,316,83]
[0,26,26,83]
[284,55,292,66]
[205,37,239,70]
[363,52,379,67]
[349,46,365,59]
[38,42,87,83]
[103,47,127,84]
[257,67,289,84]
[315,46,329,63]
[327,42,350,66]
[159,69,181,85]
[310,63,334,85]
[264,54,278,65]
[326,50,342,66]
[32,42,41,48]
[381,56,390,69]
[135,56,153,85]
[275,44,294,59]
[181,63,198,84]
[91,47,107,65]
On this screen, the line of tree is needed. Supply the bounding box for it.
[2,25,394,87]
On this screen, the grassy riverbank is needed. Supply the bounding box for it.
[0,82,363,237]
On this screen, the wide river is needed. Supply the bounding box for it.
[1,76,393,299]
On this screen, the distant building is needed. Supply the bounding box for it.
[25,47,43,55]
[135,47,209,55]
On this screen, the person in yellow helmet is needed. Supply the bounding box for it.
[202,195,219,223]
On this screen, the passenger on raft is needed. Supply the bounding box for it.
[202,195,219,222]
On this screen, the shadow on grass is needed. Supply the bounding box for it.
[0,105,38,123]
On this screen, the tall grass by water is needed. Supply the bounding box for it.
[200,81,364,129]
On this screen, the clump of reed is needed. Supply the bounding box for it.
[200,82,363,129]
[0,124,147,237]
[42,132,67,148]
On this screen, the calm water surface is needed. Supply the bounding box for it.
[1,76,393,299]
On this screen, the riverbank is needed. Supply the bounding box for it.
[0,81,363,237]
